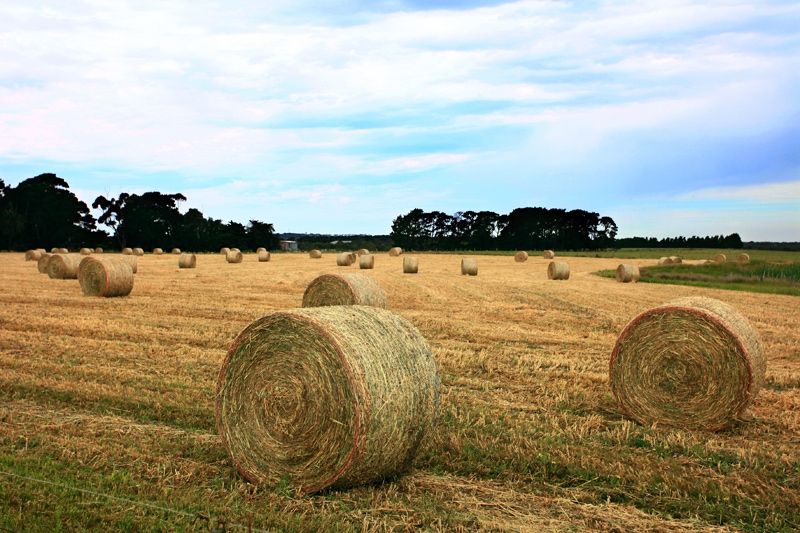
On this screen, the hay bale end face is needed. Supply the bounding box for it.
[738,253,750,265]
[388,247,403,256]
[547,261,570,280]
[336,252,354,266]
[227,250,243,264]
[461,258,478,276]
[179,253,197,269]
[309,249,323,259]
[609,296,765,431]
[714,253,727,264]
[616,264,640,283]
[25,250,43,261]
[403,256,418,274]
[359,254,375,269]
[153,248,164,255]
[133,247,144,256]
[171,248,181,255]
[78,257,134,297]
[302,273,387,308]
[220,247,230,255]
[47,254,82,279]
[543,250,555,259]
[37,253,53,273]
[514,251,528,263]
[257,250,270,262]
[216,305,439,493]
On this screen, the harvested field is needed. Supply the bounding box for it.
[0,251,798,531]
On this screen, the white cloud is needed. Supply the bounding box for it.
[681,179,800,203]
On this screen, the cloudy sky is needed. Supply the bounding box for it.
[1,0,798,239]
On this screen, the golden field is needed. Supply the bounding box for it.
[0,251,798,532]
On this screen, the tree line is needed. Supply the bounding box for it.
[616,235,743,249]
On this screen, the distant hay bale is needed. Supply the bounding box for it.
[94,247,103,253]
[256,247,267,254]
[514,251,528,263]
[171,248,181,255]
[403,256,418,274]
[227,250,243,264]
[336,252,355,266]
[216,305,439,493]
[78,257,134,297]
[616,264,640,283]
[37,254,53,273]
[543,250,555,259]
[231,248,241,253]
[609,296,765,431]
[35,248,46,253]
[738,253,750,265]
[359,254,375,269]
[460,258,478,276]
[388,247,403,256]
[669,256,682,264]
[58,248,69,254]
[658,257,672,265]
[302,273,387,308]
[178,253,197,269]
[153,248,164,255]
[220,247,230,255]
[356,248,369,256]
[25,250,43,261]
[714,253,727,264]
[47,254,82,279]
[309,249,323,259]
[258,250,270,262]
[122,247,133,255]
[547,261,570,280]
[133,247,144,256]
[50,247,59,253]
[79,248,93,255]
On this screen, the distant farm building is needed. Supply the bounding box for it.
[279,240,298,251]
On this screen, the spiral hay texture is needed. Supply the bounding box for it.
[133,247,144,256]
[388,247,403,256]
[309,249,323,259]
[25,250,43,261]
[226,250,243,264]
[461,258,478,276]
[514,251,528,263]
[178,253,197,269]
[738,253,750,265]
[302,273,387,308]
[609,297,765,431]
[616,264,640,283]
[79,248,93,255]
[258,250,270,262]
[547,261,570,280]
[359,255,375,270]
[47,254,82,279]
[78,257,134,297]
[153,248,163,255]
[403,256,418,274]
[543,250,555,259]
[336,253,355,266]
[37,254,53,273]
[714,253,727,264]
[216,305,440,493]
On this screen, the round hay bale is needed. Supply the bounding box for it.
[460,258,478,276]
[669,256,682,264]
[133,247,144,256]
[356,248,369,256]
[25,250,43,261]
[543,250,555,259]
[231,248,241,253]
[79,248,93,256]
[616,264,640,283]
[78,257,134,297]
[403,256,418,274]
[658,257,672,265]
[37,253,53,273]
[738,253,750,265]
[47,254,82,279]
[547,261,570,280]
[120,255,138,274]
[35,248,46,253]
[336,252,355,266]
[514,251,528,263]
[216,305,439,493]
[609,296,765,431]
[309,249,323,259]
[58,248,69,254]
[171,248,181,255]
[256,247,267,254]
[257,250,270,262]
[94,247,103,253]
[302,273,387,308]
[227,250,243,264]
[359,254,374,270]
[220,247,230,255]
[388,247,403,256]
[122,247,133,255]
[153,248,164,255]
[179,253,197,269]
[714,253,727,264]
[50,247,59,253]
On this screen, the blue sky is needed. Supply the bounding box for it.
[1,0,798,239]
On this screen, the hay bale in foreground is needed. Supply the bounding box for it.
[37,254,53,273]
[257,250,270,262]
[738,253,750,265]
[547,261,570,280]
[543,250,555,259]
[133,247,144,256]
[309,249,322,259]
[47,254,82,279]
[356,248,369,256]
[461,258,478,276]
[171,248,181,255]
[514,251,528,263]
[403,256,418,274]
[94,247,103,253]
[616,264,640,283]
[178,253,197,269]
[227,250,243,264]
[302,273,387,308]
[609,296,765,431]
[122,247,133,255]
[78,257,134,297]
[336,252,355,266]
[216,305,439,493]
[669,256,682,264]
[79,248,93,255]
[359,255,374,269]
[25,250,43,261]
[714,253,727,264]
[153,248,163,255]
[220,247,230,255]
[388,247,403,256]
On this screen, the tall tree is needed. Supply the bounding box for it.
[93,191,186,248]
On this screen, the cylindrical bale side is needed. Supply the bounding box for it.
[78,257,134,297]
[133,247,144,256]
[336,253,354,266]
[122,247,133,255]
[302,273,387,308]
[309,249,323,259]
[543,250,555,259]
[738,253,750,265]
[403,256,419,274]
[153,248,164,255]
[514,251,528,263]
[388,247,403,256]
[616,264,640,283]
[547,261,570,280]
[359,255,375,269]
[461,258,478,276]
[714,253,727,264]
[258,250,270,262]
[25,250,43,261]
[609,296,765,431]
[216,306,440,493]
[47,254,82,279]
[121,255,138,274]
[79,248,93,255]
[37,254,53,273]
[356,249,369,256]
[220,247,230,255]
[171,248,181,255]
[179,253,197,269]
[227,251,243,264]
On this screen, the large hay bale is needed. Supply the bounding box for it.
[133,247,144,256]
[37,253,53,273]
[543,250,555,259]
[94,247,103,253]
[356,248,369,256]
[658,257,672,265]
[714,253,727,264]
[78,257,134,297]
[216,305,439,493]
[47,254,82,279]
[122,247,133,255]
[79,248,93,256]
[461,258,478,276]
[616,264,640,283]
[256,247,267,254]
[359,254,375,269]
[388,247,403,256]
[302,273,387,308]
[403,256,418,274]
[309,249,323,259]
[171,248,181,255]
[25,250,43,261]
[669,256,682,264]
[514,251,528,263]
[257,250,270,262]
[336,252,355,266]
[153,248,164,255]
[227,250,243,264]
[121,255,139,274]
[220,247,230,255]
[738,253,750,265]
[547,261,570,280]
[179,253,197,269]
[609,297,765,431]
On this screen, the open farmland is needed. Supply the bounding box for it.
[1,252,798,531]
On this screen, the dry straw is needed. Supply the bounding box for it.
[359,255,375,269]
[658,257,672,265]
[543,250,555,259]
[258,250,270,262]
[78,257,134,297]
[50,247,58,253]
[220,247,230,255]
[216,305,439,493]
[669,256,682,264]
[94,247,103,253]
[388,247,403,256]
[47,254,82,279]
[79,248,93,255]
[133,247,144,256]
[231,248,241,253]
[547,261,570,280]
[514,251,528,262]
[172,248,181,255]
[58,248,69,254]
[256,247,267,254]
[122,255,139,274]
[122,247,133,255]
[227,250,243,264]
[738,253,750,265]
[37,253,53,273]
[153,248,164,255]
[616,264,640,283]
[356,248,369,256]
[336,253,355,266]
[609,296,765,431]
[403,256,418,274]
[178,253,197,269]
[714,253,727,264]
[25,250,43,261]
[309,249,323,259]
[461,258,478,276]
[302,273,387,308]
